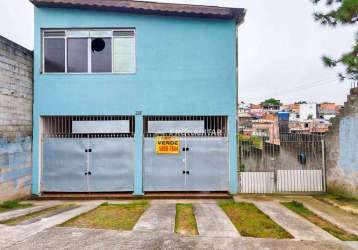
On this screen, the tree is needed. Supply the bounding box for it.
[261,98,281,106]
[312,0,358,81]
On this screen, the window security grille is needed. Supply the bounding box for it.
[42,116,135,138]
[143,116,228,137]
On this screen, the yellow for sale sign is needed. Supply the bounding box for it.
[156,136,180,154]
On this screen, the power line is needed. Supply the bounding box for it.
[251,77,342,102]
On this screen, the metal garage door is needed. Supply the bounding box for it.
[143,136,228,191]
[185,137,228,191]
[89,138,134,192]
[41,116,135,192]
[143,137,186,191]
[42,137,135,192]
[42,138,88,192]
[143,116,229,192]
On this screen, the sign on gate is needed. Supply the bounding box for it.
[156,136,180,154]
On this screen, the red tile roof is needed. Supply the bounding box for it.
[30,0,246,22]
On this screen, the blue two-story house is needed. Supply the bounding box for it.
[30,0,245,196]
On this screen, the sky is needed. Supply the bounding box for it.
[0,0,356,104]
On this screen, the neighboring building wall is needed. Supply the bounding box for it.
[0,36,33,201]
[326,87,358,198]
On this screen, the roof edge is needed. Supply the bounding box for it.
[30,0,246,23]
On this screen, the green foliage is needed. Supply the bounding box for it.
[61,202,148,230]
[312,0,358,81]
[239,164,246,172]
[0,200,32,213]
[261,98,281,106]
[239,134,263,149]
[175,204,199,236]
[220,201,292,239]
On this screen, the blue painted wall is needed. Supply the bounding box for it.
[0,137,32,201]
[339,117,358,172]
[32,7,238,195]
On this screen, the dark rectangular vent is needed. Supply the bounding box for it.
[44,31,66,37]
[113,30,135,37]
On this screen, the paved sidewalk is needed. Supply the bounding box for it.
[133,203,175,233]
[296,197,358,235]
[5,227,354,250]
[0,201,61,222]
[194,203,239,237]
[252,200,338,241]
[0,201,100,249]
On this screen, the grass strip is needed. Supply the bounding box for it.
[220,200,292,239]
[0,200,33,213]
[282,201,358,241]
[175,204,198,236]
[1,203,76,225]
[60,201,149,231]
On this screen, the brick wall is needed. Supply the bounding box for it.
[325,87,358,198]
[0,35,33,201]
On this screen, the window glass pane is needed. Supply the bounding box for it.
[67,38,88,73]
[113,37,136,73]
[44,38,65,73]
[91,38,112,73]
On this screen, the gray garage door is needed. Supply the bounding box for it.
[42,137,134,192]
[143,136,229,191]
[42,138,88,192]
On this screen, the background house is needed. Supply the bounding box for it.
[299,103,317,121]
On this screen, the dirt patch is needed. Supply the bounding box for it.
[175,204,198,236]
[220,201,292,239]
[60,201,149,231]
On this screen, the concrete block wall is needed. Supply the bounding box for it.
[0,35,33,139]
[325,87,358,198]
[0,35,33,201]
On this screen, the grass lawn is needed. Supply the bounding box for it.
[0,200,33,213]
[175,204,198,236]
[220,200,292,239]
[1,203,76,225]
[282,201,358,241]
[60,201,149,231]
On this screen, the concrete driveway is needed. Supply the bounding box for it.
[0,199,356,250]
[4,227,353,250]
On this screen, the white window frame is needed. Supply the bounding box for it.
[41,28,136,75]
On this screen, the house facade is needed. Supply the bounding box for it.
[30,0,245,195]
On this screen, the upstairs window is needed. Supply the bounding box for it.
[67,38,88,73]
[42,29,136,74]
[91,37,112,73]
[43,31,66,73]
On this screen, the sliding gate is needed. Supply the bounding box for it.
[42,116,135,192]
[143,116,229,192]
